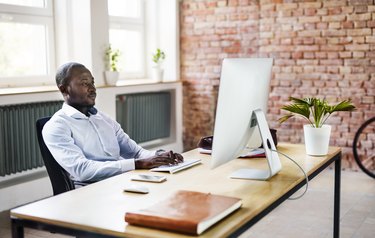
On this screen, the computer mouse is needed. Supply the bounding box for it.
[123,184,149,194]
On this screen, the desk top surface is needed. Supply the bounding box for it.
[11,143,340,238]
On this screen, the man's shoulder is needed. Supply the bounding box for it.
[42,110,71,137]
[49,108,66,120]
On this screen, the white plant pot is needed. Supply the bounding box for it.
[303,124,332,156]
[104,71,119,86]
[152,66,164,83]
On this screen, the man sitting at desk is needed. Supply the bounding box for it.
[43,62,183,183]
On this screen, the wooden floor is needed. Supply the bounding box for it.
[1,169,374,238]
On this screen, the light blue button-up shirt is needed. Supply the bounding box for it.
[42,103,155,182]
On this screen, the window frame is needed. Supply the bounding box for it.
[0,0,55,88]
[108,0,146,79]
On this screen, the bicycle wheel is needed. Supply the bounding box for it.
[353,117,375,179]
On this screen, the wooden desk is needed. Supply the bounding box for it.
[11,143,341,238]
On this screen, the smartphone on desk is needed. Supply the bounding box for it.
[131,174,167,183]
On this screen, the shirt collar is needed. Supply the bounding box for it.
[62,103,98,119]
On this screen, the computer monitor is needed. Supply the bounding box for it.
[210,58,281,180]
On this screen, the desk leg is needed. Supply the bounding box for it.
[11,219,24,238]
[333,155,341,238]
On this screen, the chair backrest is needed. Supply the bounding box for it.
[36,117,75,195]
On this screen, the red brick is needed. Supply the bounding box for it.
[298,30,321,37]
[300,2,322,9]
[322,29,346,37]
[322,73,342,81]
[316,22,328,29]
[299,16,321,23]
[351,66,365,73]
[327,52,339,59]
[362,96,374,104]
[342,21,354,29]
[322,15,346,22]
[276,3,298,11]
[353,51,365,58]
[368,20,375,27]
[342,6,355,14]
[301,73,320,81]
[295,45,320,51]
[369,5,375,12]
[315,38,327,45]
[303,52,314,59]
[347,28,372,36]
[291,51,303,59]
[327,66,340,73]
[356,5,370,14]
[320,45,345,51]
[339,52,352,58]
[345,44,370,51]
[338,80,350,87]
[353,21,367,28]
[328,7,342,15]
[297,59,319,65]
[347,13,372,21]
[311,80,325,88]
[329,22,341,29]
[304,8,317,16]
[313,52,326,59]
[324,1,346,7]
[344,73,369,81]
[217,0,227,7]
[366,36,375,43]
[290,8,307,17]
[339,66,352,74]
[316,8,328,16]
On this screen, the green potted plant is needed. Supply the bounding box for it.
[104,45,121,86]
[279,97,356,156]
[151,48,165,82]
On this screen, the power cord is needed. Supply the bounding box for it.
[271,148,309,200]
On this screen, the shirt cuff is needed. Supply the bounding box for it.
[120,158,135,172]
[155,149,166,156]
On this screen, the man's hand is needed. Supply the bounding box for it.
[135,151,184,169]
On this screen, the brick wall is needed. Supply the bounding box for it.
[180,0,375,170]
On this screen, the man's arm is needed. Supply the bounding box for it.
[111,117,184,169]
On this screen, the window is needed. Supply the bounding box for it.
[0,0,55,87]
[108,0,145,79]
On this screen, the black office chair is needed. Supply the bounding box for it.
[36,117,75,195]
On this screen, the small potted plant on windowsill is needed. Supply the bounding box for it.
[104,45,121,86]
[151,48,165,83]
[278,97,356,156]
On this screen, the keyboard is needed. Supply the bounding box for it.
[150,158,202,174]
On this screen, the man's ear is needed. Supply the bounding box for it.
[58,84,68,95]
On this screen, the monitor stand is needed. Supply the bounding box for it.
[230,109,282,180]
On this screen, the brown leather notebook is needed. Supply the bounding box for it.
[124,190,242,235]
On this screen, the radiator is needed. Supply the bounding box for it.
[0,101,63,176]
[116,92,171,143]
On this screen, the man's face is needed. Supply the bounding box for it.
[63,66,96,108]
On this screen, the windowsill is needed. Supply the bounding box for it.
[0,85,58,96]
[0,79,181,96]
[115,79,179,87]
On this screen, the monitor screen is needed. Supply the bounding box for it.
[211,58,281,180]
